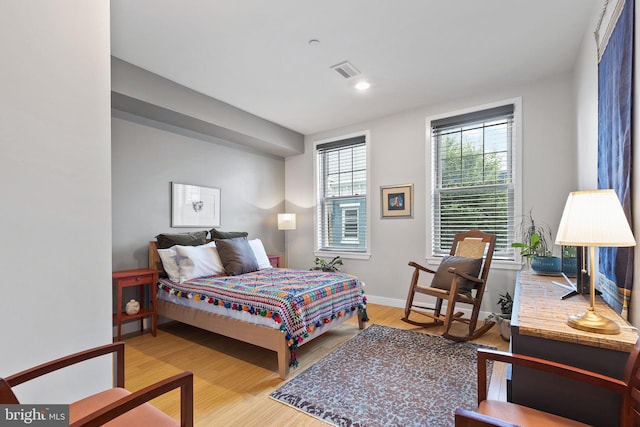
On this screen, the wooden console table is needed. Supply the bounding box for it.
[510,271,637,426]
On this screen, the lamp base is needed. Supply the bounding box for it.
[567,309,620,335]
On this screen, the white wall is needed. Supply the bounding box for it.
[574,11,600,190]
[286,72,578,315]
[0,1,113,401]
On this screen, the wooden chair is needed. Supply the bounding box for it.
[1,342,193,427]
[454,338,640,426]
[402,229,496,341]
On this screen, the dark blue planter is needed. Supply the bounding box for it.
[562,257,578,277]
[531,256,562,274]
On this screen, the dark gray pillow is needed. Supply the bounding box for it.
[431,255,483,295]
[214,237,259,276]
[155,231,208,249]
[210,229,249,240]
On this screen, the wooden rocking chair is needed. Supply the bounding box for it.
[402,229,496,341]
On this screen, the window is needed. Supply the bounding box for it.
[431,102,519,260]
[316,134,368,254]
[341,204,359,242]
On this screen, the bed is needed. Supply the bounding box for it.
[149,239,366,379]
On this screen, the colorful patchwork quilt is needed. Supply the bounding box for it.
[157,268,365,355]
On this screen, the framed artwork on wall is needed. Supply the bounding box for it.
[380,184,413,218]
[171,182,221,227]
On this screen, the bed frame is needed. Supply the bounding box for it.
[149,241,364,379]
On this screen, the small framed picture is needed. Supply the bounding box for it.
[381,184,413,218]
[171,182,221,227]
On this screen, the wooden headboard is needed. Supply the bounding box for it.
[149,241,163,272]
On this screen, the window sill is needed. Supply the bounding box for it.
[489,259,524,271]
[314,251,371,261]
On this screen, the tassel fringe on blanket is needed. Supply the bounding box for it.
[157,282,369,368]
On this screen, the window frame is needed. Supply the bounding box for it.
[314,131,371,260]
[426,98,522,269]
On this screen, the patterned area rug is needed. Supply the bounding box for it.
[270,324,494,427]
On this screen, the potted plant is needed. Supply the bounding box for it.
[486,291,513,341]
[511,210,561,274]
[310,256,343,272]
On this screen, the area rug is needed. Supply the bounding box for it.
[269,324,494,427]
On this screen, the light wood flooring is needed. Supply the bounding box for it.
[122,303,509,426]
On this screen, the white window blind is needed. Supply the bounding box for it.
[432,104,516,259]
[316,135,367,253]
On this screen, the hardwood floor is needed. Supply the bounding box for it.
[122,303,509,426]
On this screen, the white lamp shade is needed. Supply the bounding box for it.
[277,213,296,230]
[555,189,635,247]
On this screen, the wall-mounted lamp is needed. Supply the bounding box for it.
[277,213,297,231]
[278,213,296,267]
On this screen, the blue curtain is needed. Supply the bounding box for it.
[598,0,634,316]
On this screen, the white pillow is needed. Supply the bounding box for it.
[175,242,225,283]
[157,247,180,282]
[249,238,272,269]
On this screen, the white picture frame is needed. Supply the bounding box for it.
[171,182,221,227]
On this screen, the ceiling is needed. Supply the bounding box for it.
[110,0,599,136]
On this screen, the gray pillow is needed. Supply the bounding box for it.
[214,237,259,276]
[431,255,483,295]
[155,231,208,249]
[210,229,249,240]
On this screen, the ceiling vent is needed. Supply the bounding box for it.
[331,61,361,79]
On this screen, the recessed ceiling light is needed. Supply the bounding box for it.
[354,80,371,91]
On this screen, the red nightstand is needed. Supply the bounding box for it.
[112,268,160,341]
[267,254,281,268]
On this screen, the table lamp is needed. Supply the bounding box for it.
[555,189,635,334]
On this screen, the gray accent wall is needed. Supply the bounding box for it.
[111,117,286,271]
[111,56,299,277]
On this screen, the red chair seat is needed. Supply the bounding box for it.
[71,387,179,427]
